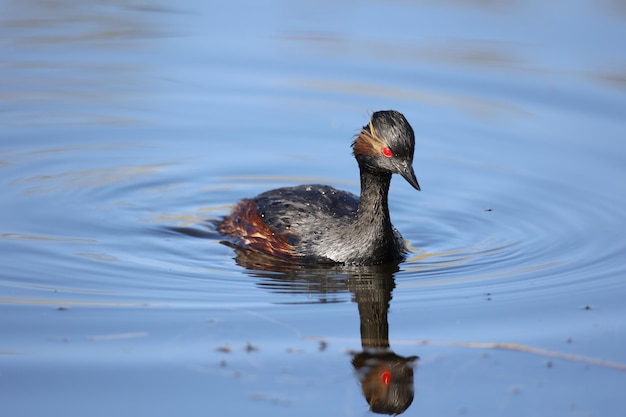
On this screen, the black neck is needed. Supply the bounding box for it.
[356,163,393,231]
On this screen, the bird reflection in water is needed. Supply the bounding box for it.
[226,244,419,415]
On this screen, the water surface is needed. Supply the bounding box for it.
[1,1,626,416]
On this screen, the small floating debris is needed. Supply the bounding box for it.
[245,342,260,353]
[215,346,232,353]
[318,340,328,352]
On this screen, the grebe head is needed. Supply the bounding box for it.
[352,110,421,191]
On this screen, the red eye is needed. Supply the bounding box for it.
[382,147,393,158]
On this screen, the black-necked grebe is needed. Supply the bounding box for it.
[218,110,420,265]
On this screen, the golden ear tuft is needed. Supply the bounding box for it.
[352,119,387,157]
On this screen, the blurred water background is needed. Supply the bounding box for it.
[1,1,626,416]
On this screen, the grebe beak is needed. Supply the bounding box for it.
[396,161,421,191]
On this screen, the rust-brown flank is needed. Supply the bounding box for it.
[218,199,297,259]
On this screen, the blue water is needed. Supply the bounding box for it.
[1,1,626,416]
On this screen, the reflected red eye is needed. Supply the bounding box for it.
[382,147,393,158]
[381,370,391,385]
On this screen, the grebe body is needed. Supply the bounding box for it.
[218,110,420,265]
